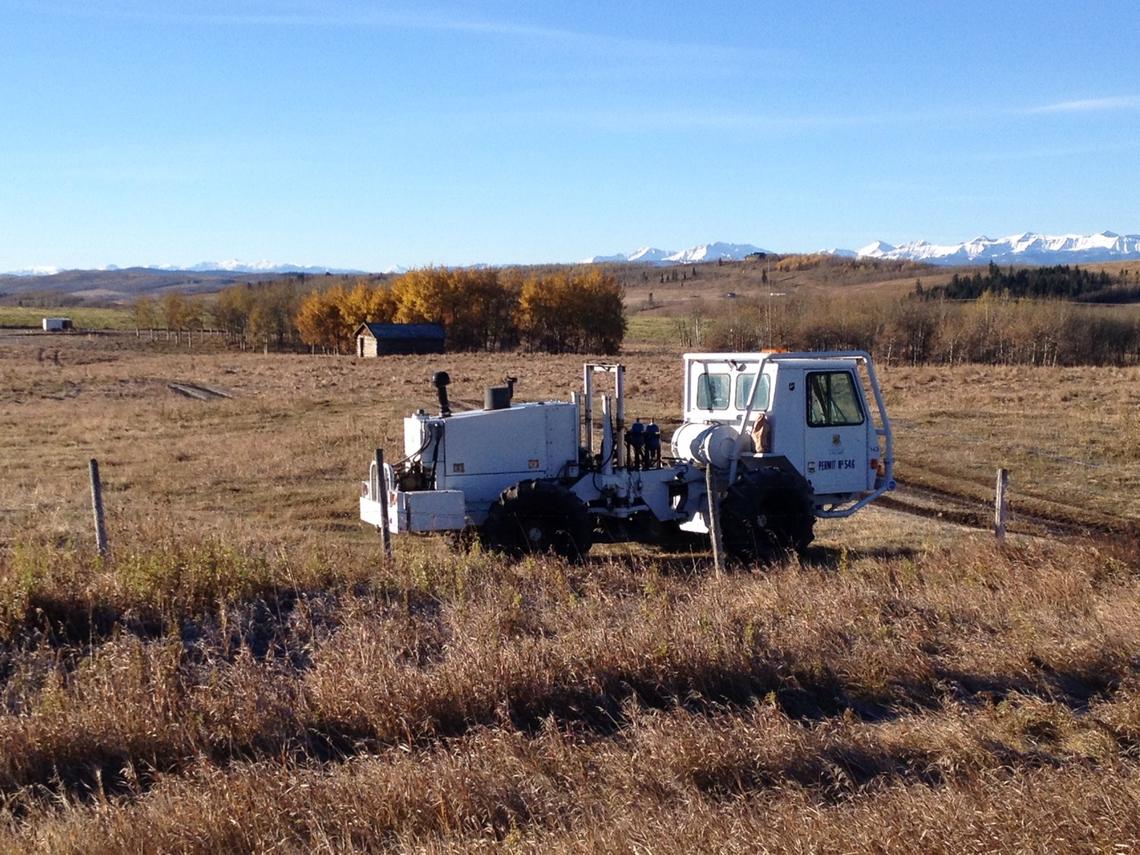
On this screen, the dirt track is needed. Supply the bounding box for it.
[883,479,1135,540]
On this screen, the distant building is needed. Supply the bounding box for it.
[42,317,73,332]
[355,322,445,357]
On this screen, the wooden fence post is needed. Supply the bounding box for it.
[376,449,393,559]
[995,468,1009,542]
[706,466,723,576]
[89,458,108,556]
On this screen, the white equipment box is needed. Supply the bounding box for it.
[360,488,466,533]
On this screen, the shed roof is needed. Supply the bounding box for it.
[355,322,445,340]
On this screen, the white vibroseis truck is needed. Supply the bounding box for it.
[360,352,895,563]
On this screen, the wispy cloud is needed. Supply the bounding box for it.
[21,0,770,66]
[489,92,1140,136]
[1027,96,1140,113]
[522,108,848,133]
[971,139,1140,162]
[485,103,1015,134]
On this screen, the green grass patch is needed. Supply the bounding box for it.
[0,306,135,330]
[626,313,680,344]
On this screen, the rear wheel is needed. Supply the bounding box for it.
[480,480,593,562]
[719,468,814,566]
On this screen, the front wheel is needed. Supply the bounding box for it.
[719,468,814,566]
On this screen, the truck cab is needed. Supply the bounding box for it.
[677,351,893,515]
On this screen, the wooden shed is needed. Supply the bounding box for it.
[355,322,445,357]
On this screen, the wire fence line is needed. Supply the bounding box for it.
[890,418,1105,469]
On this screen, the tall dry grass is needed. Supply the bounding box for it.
[0,530,1137,851]
[10,696,1140,853]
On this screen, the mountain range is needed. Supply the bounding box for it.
[584,242,770,264]
[588,232,1140,267]
[855,231,1140,265]
[3,260,360,277]
[6,232,1140,281]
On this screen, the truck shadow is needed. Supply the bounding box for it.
[596,543,921,577]
[801,543,921,570]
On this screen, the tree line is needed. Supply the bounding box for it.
[675,290,1140,367]
[920,262,1124,302]
[295,267,624,354]
[132,268,625,354]
[133,277,319,350]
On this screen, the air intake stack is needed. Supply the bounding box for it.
[484,376,517,411]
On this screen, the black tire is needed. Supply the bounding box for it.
[719,468,815,566]
[480,480,593,561]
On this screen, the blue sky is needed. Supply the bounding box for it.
[2,0,1139,271]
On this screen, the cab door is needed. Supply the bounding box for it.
[802,370,868,496]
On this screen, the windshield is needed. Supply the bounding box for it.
[695,373,730,410]
[735,373,770,410]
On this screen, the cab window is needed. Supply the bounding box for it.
[734,373,770,410]
[807,371,864,427]
[695,373,730,410]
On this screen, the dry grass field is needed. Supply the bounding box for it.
[1,329,1138,852]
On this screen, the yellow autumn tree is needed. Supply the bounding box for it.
[517,268,624,354]
[215,285,256,337]
[296,286,348,351]
[132,296,157,330]
[295,280,399,352]
[338,279,397,331]
[573,267,625,353]
[160,291,199,330]
[391,268,516,350]
[516,272,568,352]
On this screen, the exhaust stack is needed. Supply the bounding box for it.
[432,370,451,417]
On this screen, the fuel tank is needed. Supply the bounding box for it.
[670,421,745,469]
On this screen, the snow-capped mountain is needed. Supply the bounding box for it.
[584,252,637,263]
[666,242,769,263]
[629,246,674,263]
[584,247,673,264]
[584,242,768,264]
[857,231,1140,266]
[185,259,361,274]
[4,266,63,276]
